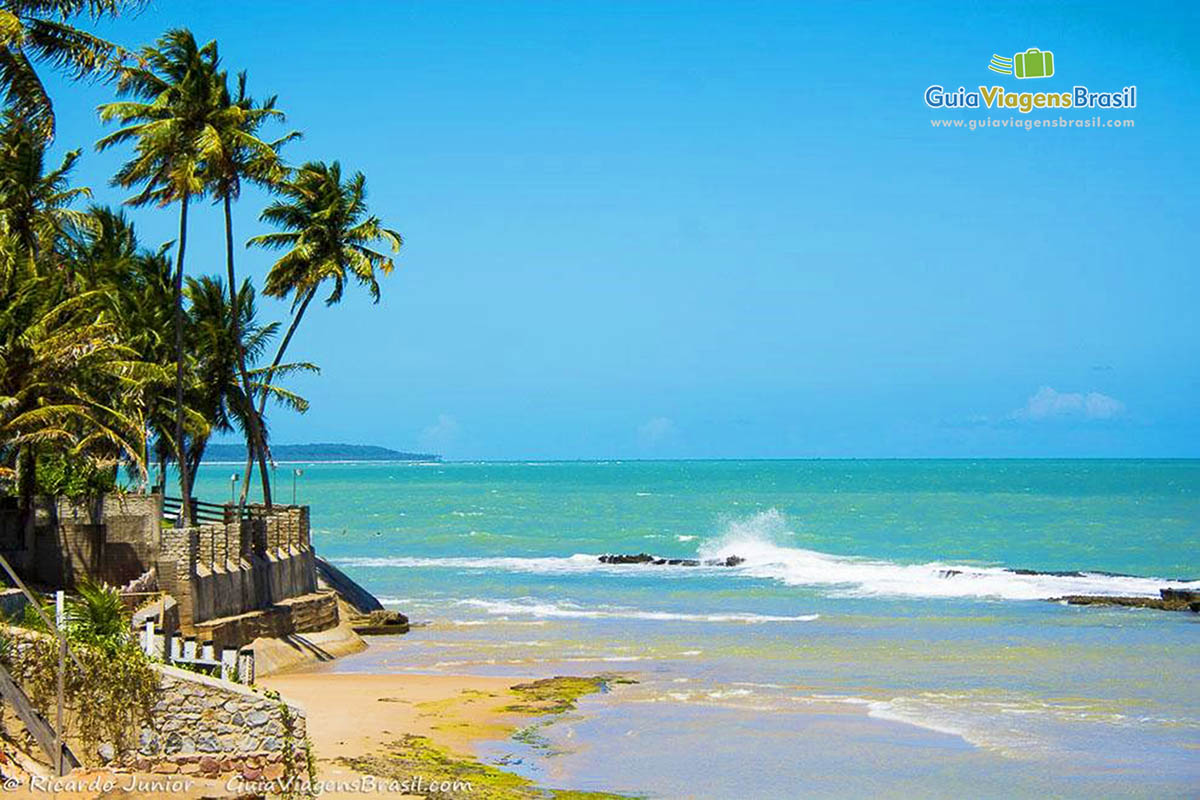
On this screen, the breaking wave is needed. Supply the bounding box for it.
[455,598,818,623]
[695,509,1197,600]
[335,509,1197,601]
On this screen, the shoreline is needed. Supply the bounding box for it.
[259,663,639,799]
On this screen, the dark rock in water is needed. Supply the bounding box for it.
[1054,594,1197,612]
[938,569,962,578]
[1012,568,1087,578]
[1160,588,1199,604]
[598,553,744,567]
[599,553,657,564]
[351,609,411,635]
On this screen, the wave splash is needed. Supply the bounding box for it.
[696,509,1196,600]
[335,509,1196,601]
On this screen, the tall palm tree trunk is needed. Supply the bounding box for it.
[239,286,316,507]
[185,438,207,498]
[17,447,37,560]
[173,195,192,526]
[223,195,273,507]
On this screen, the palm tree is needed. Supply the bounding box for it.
[245,161,402,504]
[96,28,227,524]
[0,112,91,267]
[206,71,298,507]
[0,0,133,139]
[0,270,153,551]
[64,579,129,654]
[183,275,313,497]
[63,205,197,491]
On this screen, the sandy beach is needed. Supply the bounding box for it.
[256,668,636,799]
[259,672,522,798]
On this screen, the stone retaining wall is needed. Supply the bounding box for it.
[123,664,306,780]
[2,629,307,780]
[22,494,162,589]
[193,591,339,650]
[156,506,319,633]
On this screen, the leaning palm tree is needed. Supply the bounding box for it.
[205,70,298,507]
[244,161,401,504]
[183,275,314,497]
[0,0,135,139]
[96,28,227,524]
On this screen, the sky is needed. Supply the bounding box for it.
[41,1,1199,459]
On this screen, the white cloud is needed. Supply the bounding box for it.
[637,416,676,448]
[1011,387,1125,421]
[418,413,461,452]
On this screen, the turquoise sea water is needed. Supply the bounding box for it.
[195,459,1200,799]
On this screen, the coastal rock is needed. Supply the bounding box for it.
[351,609,411,636]
[599,553,657,564]
[1054,593,1198,612]
[1013,568,1086,577]
[597,554,744,566]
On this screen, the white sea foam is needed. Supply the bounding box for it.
[337,508,1196,601]
[455,598,818,624]
[703,510,1198,599]
[337,553,614,573]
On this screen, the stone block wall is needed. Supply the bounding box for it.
[156,506,320,634]
[245,504,310,553]
[7,493,162,589]
[123,664,307,779]
[0,587,28,620]
[194,592,339,650]
[2,629,306,778]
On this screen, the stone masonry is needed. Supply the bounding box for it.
[156,504,321,634]
[124,664,307,779]
[3,629,307,778]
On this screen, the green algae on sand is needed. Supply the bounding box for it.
[337,734,639,800]
[504,674,638,716]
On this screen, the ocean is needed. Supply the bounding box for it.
[194,459,1200,798]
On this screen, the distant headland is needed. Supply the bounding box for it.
[202,443,441,463]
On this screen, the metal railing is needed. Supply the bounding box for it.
[162,496,230,526]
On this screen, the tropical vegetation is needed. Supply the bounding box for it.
[0,11,402,524]
[8,579,159,755]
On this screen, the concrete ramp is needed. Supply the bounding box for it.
[315,556,384,614]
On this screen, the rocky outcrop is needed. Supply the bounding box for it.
[349,609,410,636]
[599,553,745,567]
[1054,589,1199,612]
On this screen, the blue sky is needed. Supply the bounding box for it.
[44,1,1199,459]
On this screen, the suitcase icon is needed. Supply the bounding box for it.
[1014,48,1054,79]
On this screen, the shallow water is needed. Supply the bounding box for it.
[194,459,1200,798]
